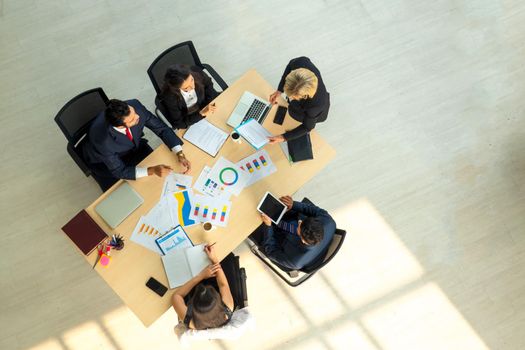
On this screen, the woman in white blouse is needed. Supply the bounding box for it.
[157,64,219,129]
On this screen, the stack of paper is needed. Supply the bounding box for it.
[235,118,272,149]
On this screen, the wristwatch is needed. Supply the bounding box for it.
[176,151,185,159]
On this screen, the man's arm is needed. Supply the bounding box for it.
[291,200,328,217]
[262,225,300,270]
[134,100,183,149]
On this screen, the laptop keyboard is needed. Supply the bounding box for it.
[241,99,270,124]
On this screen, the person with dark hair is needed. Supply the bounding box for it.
[157,64,220,129]
[267,56,330,143]
[249,195,336,270]
[83,98,191,191]
[172,244,235,330]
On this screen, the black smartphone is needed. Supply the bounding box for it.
[274,106,287,125]
[146,277,168,297]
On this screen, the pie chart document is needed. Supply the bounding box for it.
[207,156,250,196]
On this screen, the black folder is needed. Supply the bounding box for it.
[287,133,313,162]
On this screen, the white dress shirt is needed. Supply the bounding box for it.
[180,88,198,108]
[113,126,182,178]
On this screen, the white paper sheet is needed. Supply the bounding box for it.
[130,216,163,254]
[193,166,231,200]
[207,157,250,196]
[235,118,272,149]
[160,173,193,199]
[183,119,228,157]
[236,149,277,186]
[189,194,232,227]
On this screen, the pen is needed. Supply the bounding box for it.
[207,242,217,248]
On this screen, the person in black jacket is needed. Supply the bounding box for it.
[268,56,330,142]
[157,64,220,129]
[82,99,191,191]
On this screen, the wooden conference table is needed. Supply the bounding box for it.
[83,69,336,326]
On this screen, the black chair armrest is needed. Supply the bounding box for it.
[202,63,228,91]
[239,267,248,307]
[67,142,91,177]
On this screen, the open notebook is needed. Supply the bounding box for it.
[161,244,210,289]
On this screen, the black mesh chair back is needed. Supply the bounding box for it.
[302,228,346,274]
[54,88,109,182]
[147,41,202,94]
[54,88,109,143]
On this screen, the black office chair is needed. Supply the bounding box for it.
[147,41,228,127]
[54,88,109,187]
[247,198,346,287]
[147,41,228,94]
[230,253,249,309]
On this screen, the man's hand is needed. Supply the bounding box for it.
[204,244,219,264]
[177,153,191,174]
[200,103,217,117]
[269,90,281,105]
[261,213,272,226]
[198,263,221,280]
[280,195,293,211]
[147,164,172,177]
[268,135,285,144]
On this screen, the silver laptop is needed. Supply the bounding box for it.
[226,91,272,128]
[95,182,143,229]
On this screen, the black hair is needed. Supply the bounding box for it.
[191,284,226,329]
[162,64,204,96]
[105,99,130,127]
[300,217,324,245]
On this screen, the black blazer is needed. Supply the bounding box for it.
[262,201,336,271]
[82,99,183,180]
[157,67,220,129]
[277,57,330,140]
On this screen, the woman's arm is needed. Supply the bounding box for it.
[204,245,234,310]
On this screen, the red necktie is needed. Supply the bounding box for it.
[125,128,133,141]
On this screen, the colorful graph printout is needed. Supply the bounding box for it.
[189,194,232,227]
[130,216,163,254]
[208,157,249,196]
[155,225,193,255]
[236,149,277,187]
[160,173,193,199]
[193,166,231,200]
[169,190,197,227]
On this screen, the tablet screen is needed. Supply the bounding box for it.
[258,192,287,223]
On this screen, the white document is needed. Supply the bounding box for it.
[155,225,193,255]
[235,118,272,149]
[236,149,277,186]
[160,173,193,199]
[183,119,228,157]
[193,166,231,200]
[189,194,233,227]
[144,196,177,234]
[207,157,250,196]
[161,244,210,289]
[130,216,163,254]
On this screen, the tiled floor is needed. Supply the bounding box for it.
[1,0,525,349]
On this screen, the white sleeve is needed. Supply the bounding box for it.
[172,145,183,154]
[135,167,148,178]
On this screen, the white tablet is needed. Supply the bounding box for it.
[257,191,287,224]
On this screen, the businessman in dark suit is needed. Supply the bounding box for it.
[249,195,336,271]
[83,99,191,191]
[268,56,330,142]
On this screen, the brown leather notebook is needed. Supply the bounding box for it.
[62,209,108,255]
